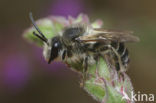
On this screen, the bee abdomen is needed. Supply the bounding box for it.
[111,42,130,71]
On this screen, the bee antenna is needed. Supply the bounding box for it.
[33,32,49,45]
[29,12,48,43]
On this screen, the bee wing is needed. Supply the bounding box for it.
[77,28,140,43]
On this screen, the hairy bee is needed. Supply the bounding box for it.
[29,13,139,78]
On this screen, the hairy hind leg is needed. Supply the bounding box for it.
[108,45,126,73]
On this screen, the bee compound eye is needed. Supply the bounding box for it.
[52,42,62,51]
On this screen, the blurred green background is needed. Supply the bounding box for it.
[0,0,156,103]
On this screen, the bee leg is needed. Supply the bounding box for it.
[108,45,126,73]
[80,56,88,87]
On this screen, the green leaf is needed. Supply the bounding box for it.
[85,81,105,101]
[84,57,128,103]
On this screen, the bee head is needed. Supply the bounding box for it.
[43,37,62,64]
[29,12,62,64]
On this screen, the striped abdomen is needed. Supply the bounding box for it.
[111,42,130,71]
[84,41,130,71]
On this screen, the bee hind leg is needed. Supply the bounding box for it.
[108,45,126,73]
[80,56,88,87]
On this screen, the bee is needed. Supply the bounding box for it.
[29,13,139,81]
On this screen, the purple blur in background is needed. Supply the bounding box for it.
[2,54,30,93]
[50,0,84,17]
